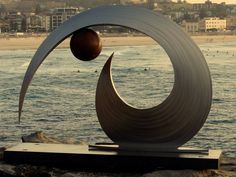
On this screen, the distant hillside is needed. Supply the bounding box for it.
[64,0,121,8]
[1,0,123,12]
[1,0,194,13]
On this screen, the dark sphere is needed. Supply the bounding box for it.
[70,28,102,61]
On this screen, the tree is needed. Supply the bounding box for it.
[212,5,227,17]
[199,9,208,19]
[21,16,27,32]
[183,13,191,20]
[35,4,41,14]
[0,4,6,13]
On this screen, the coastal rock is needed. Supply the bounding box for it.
[1,162,236,177]
[143,169,236,177]
[0,147,6,161]
[0,162,16,176]
[221,157,236,172]
[21,131,78,144]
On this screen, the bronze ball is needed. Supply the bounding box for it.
[70,28,102,61]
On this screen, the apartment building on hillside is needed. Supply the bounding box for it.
[51,7,79,31]
[199,17,226,32]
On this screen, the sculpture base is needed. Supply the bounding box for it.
[3,143,221,172]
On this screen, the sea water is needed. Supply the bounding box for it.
[0,42,235,157]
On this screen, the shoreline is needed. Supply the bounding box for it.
[0,35,235,50]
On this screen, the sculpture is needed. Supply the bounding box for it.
[70,28,102,61]
[19,5,212,150]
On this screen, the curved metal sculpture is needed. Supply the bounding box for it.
[19,5,212,149]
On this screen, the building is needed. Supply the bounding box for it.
[41,15,50,32]
[170,11,185,22]
[25,13,51,32]
[226,16,236,30]
[7,12,26,32]
[50,7,79,31]
[193,0,218,11]
[199,17,226,32]
[0,4,8,19]
[182,20,199,33]
[147,0,155,9]
[231,7,236,15]
[120,0,147,4]
[26,13,42,32]
[0,19,9,33]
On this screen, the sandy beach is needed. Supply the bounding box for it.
[0,35,236,50]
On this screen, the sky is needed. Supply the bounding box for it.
[178,0,236,3]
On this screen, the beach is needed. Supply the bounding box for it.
[0,35,236,50]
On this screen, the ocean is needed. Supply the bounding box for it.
[0,42,235,157]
